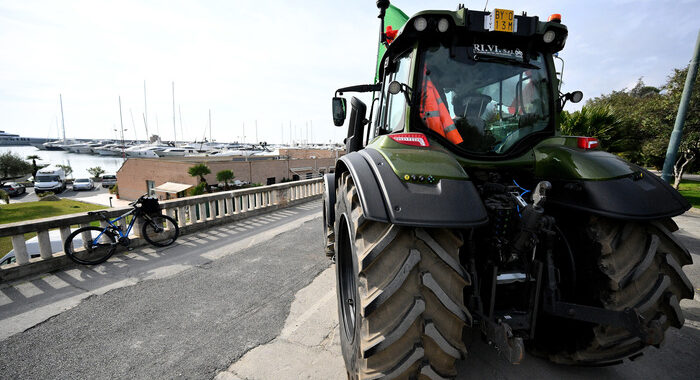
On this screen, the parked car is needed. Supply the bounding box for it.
[0,182,26,196]
[0,230,83,266]
[72,178,94,191]
[101,174,117,188]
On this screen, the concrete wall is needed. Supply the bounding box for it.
[117,156,337,201]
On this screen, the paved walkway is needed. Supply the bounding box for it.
[76,191,131,207]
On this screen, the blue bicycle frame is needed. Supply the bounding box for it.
[91,208,138,245]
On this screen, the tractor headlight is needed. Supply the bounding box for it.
[437,18,449,33]
[543,30,556,43]
[414,17,427,32]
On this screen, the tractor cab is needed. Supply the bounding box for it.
[333,7,581,159]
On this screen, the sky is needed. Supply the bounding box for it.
[1,0,698,145]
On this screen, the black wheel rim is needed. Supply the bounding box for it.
[337,216,356,341]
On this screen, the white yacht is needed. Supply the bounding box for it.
[157,147,198,157]
[94,144,125,156]
[64,143,93,154]
[125,144,169,158]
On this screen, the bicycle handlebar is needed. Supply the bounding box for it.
[128,194,150,207]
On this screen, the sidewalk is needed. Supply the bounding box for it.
[76,191,131,208]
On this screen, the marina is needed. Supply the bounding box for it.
[0,146,125,179]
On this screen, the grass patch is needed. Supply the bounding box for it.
[678,180,700,209]
[0,199,107,256]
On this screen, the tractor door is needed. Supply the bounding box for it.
[372,52,413,141]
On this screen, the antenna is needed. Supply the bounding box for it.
[377,1,390,47]
[484,0,489,12]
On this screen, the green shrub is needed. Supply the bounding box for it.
[189,183,206,196]
[37,191,55,198]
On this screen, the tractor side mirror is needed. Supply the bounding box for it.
[558,90,584,111]
[388,80,413,103]
[332,97,347,126]
[569,91,583,103]
[388,81,402,95]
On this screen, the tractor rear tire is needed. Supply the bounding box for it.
[334,172,470,379]
[535,215,694,365]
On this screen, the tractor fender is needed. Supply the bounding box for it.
[534,145,690,220]
[546,168,691,220]
[334,148,488,228]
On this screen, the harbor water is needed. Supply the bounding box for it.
[0,146,126,178]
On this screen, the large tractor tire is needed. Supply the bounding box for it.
[323,191,335,258]
[334,172,470,379]
[535,215,694,365]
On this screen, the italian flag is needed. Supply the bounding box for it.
[375,4,409,82]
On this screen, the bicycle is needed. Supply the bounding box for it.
[64,195,180,265]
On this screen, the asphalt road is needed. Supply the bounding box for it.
[0,202,330,379]
[8,185,110,203]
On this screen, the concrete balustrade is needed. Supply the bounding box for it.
[0,178,323,282]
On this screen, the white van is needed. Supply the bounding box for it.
[34,165,66,194]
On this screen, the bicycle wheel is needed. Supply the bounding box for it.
[64,226,118,265]
[142,215,180,247]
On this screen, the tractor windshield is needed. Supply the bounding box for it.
[415,42,552,155]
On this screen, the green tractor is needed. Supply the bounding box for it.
[323,1,694,378]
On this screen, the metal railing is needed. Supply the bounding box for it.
[0,178,323,282]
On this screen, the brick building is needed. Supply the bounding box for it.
[116,150,340,201]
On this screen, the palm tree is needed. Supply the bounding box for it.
[188,163,211,193]
[559,105,634,153]
[26,154,40,177]
[87,166,105,179]
[216,170,234,190]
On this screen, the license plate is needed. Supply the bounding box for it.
[493,8,514,33]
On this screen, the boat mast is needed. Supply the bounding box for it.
[59,94,66,142]
[130,109,138,141]
[143,80,150,138]
[118,96,126,161]
[172,81,177,146]
[209,109,212,142]
[179,105,184,142]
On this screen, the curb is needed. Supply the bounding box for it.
[684,207,700,216]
